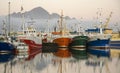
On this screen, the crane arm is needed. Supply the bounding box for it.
[103,12,113,28]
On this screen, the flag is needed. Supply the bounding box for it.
[21,6,23,11]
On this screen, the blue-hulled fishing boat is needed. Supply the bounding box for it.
[86,28,111,57]
[0,42,16,63]
[0,42,15,54]
[0,2,16,62]
[87,48,110,57]
[87,39,110,57]
[0,53,15,63]
[87,39,110,48]
[86,12,112,50]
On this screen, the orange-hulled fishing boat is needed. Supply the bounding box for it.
[53,39,71,58]
[53,37,71,47]
[53,11,71,58]
[54,48,71,58]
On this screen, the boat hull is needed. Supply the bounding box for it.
[87,39,110,47]
[42,43,58,53]
[110,38,120,57]
[26,47,41,61]
[70,36,88,59]
[87,48,110,57]
[20,39,42,52]
[54,48,71,58]
[70,40,87,47]
[0,53,15,63]
[70,48,87,59]
[109,40,120,48]
[110,49,120,57]
[53,37,71,47]
[0,42,15,54]
[16,44,41,61]
[70,36,88,48]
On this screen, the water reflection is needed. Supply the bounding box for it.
[0,53,15,63]
[0,48,120,73]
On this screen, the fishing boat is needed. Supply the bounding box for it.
[0,35,15,63]
[0,53,15,63]
[86,12,113,57]
[54,48,71,58]
[53,37,71,48]
[53,11,71,58]
[0,19,16,55]
[16,44,41,61]
[15,5,42,54]
[70,36,88,48]
[0,3,17,63]
[110,49,120,57]
[53,11,71,48]
[15,41,29,59]
[41,26,59,53]
[102,27,120,48]
[17,19,42,54]
[42,42,58,53]
[110,35,120,57]
[103,25,120,57]
[25,46,41,61]
[109,32,120,48]
[108,30,120,57]
[0,41,16,54]
[86,28,111,57]
[70,36,89,59]
[87,48,110,57]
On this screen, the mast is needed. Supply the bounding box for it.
[97,8,103,34]
[60,10,64,36]
[60,10,63,30]
[2,20,7,37]
[8,1,11,36]
[60,60,62,73]
[21,6,25,34]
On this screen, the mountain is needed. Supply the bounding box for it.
[10,7,72,19]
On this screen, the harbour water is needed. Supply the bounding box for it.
[0,51,120,73]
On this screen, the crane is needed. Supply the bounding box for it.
[102,12,113,28]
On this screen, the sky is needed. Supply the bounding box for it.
[0,0,120,21]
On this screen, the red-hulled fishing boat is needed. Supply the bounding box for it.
[17,19,42,53]
[16,42,41,61]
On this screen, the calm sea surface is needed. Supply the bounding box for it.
[0,52,120,73]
